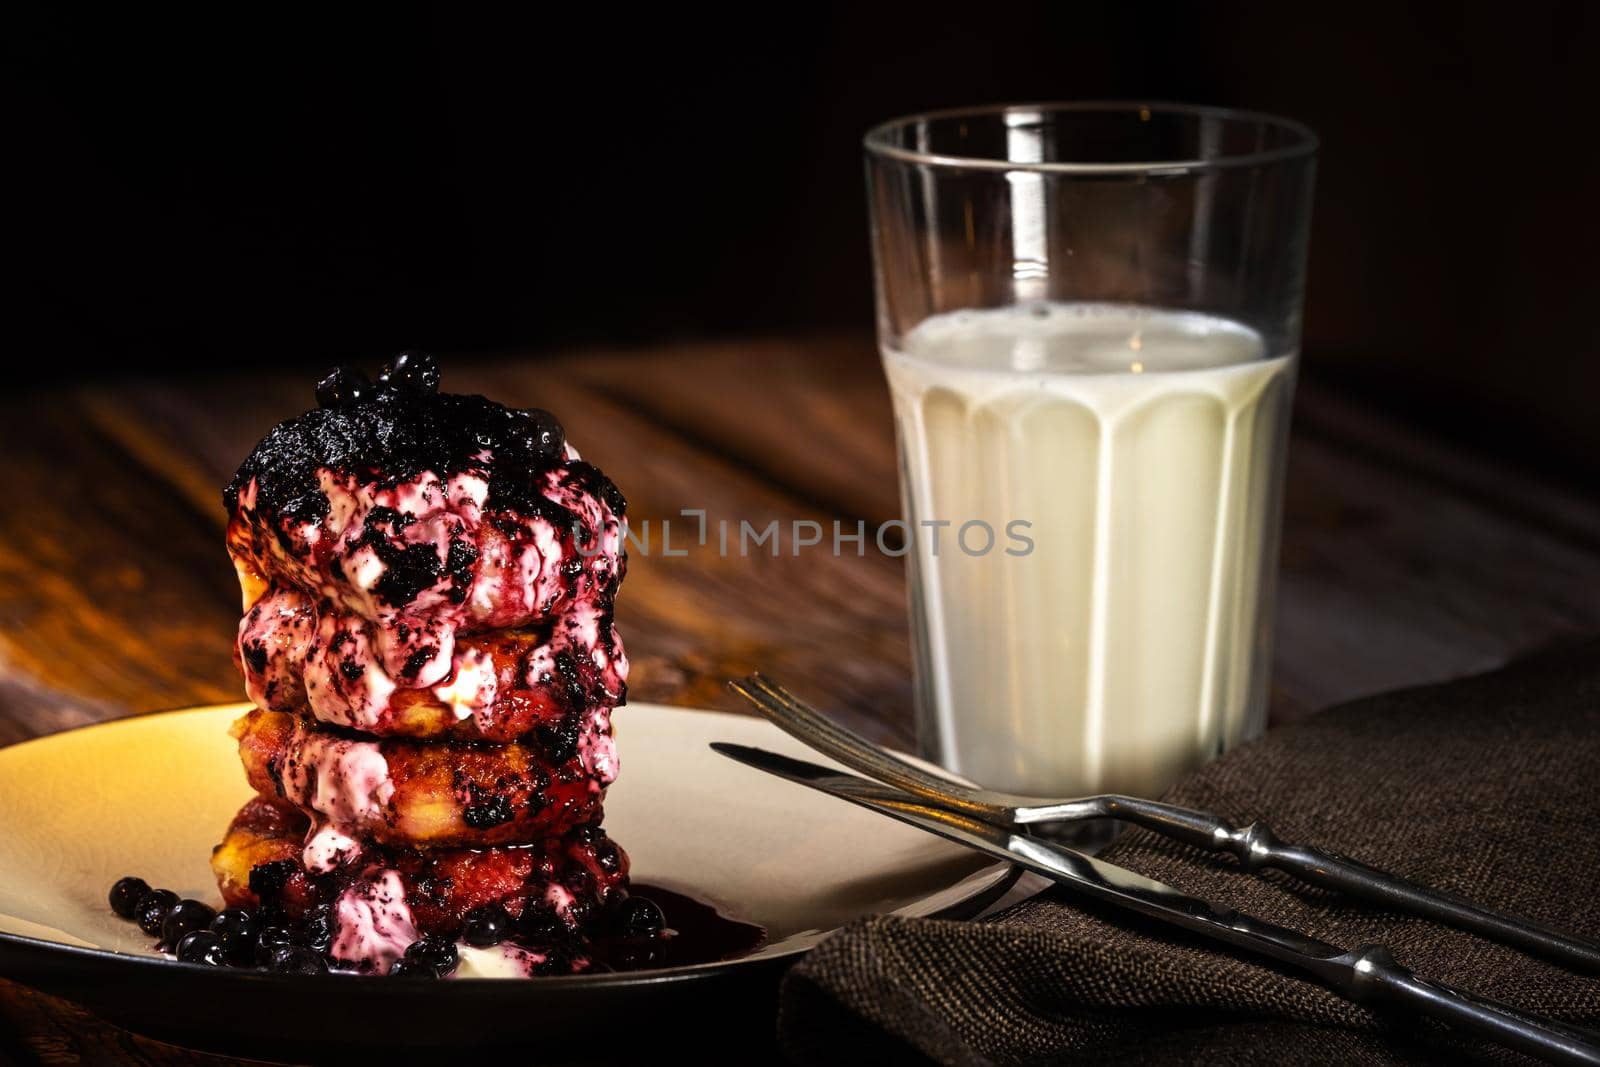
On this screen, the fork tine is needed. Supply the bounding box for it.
[729,673,1008,820]
[737,674,923,786]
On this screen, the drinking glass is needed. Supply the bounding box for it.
[865,102,1316,797]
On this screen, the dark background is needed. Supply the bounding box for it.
[9,4,1598,477]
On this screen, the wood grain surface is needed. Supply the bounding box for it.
[3,337,1599,1064]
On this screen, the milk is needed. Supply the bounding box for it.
[883,303,1295,798]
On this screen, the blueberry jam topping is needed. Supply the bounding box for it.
[461,787,515,830]
[224,355,621,527]
[248,858,299,902]
[368,538,448,609]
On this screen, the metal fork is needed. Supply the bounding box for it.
[730,672,1600,974]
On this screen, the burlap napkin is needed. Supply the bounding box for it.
[778,640,1600,1065]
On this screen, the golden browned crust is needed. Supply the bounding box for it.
[233,708,609,848]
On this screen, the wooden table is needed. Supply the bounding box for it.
[3,337,1599,1064]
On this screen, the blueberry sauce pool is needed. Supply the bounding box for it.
[108,877,764,977]
[588,885,765,973]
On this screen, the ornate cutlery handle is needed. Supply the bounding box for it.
[1099,796,1600,974]
[1018,834,1600,1067]
[1329,944,1600,1066]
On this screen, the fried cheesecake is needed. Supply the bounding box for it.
[211,351,634,974]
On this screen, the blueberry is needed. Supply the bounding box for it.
[109,877,150,919]
[161,899,217,949]
[315,365,373,408]
[520,408,565,461]
[298,903,334,954]
[563,895,597,931]
[210,906,257,940]
[388,957,436,978]
[614,896,665,938]
[134,889,179,937]
[530,943,583,976]
[255,924,297,965]
[380,350,440,394]
[210,907,258,964]
[403,935,457,977]
[516,902,568,946]
[461,903,512,947]
[267,945,328,975]
[176,930,230,966]
[592,838,623,875]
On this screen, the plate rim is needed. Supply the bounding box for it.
[0,702,1020,990]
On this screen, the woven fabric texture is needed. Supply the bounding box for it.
[778,642,1600,1065]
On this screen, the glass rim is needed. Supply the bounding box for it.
[863,101,1318,175]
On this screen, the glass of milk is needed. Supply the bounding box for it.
[865,103,1317,799]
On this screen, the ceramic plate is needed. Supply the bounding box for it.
[0,703,1013,1059]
